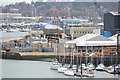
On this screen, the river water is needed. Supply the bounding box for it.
[1,59,119,78]
[0,31,28,42]
[0,31,120,79]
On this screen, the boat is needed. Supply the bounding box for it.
[105,64,120,74]
[57,64,69,73]
[96,63,105,71]
[64,68,75,76]
[57,44,67,73]
[51,59,61,70]
[6,29,16,32]
[96,46,105,71]
[81,64,87,70]
[87,63,95,70]
[19,28,30,32]
[84,68,94,77]
[72,65,77,70]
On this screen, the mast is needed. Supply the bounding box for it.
[80,50,83,77]
[86,34,88,66]
[101,46,104,64]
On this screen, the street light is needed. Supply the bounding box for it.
[115,29,120,55]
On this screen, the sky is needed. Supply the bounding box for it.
[0,0,120,6]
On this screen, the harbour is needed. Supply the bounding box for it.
[0,1,120,79]
[1,31,120,78]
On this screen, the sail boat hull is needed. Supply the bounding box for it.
[64,69,75,76]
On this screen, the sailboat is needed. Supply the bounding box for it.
[57,44,68,73]
[51,20,61,70]
[57,64,69,73]
[87,63,95,70]
[96,47,106,71]
[84,68,94,77]
[105,64,120,74]
[51,59,61,70]
[64,45,76,76]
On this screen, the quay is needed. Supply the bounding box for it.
[1,50,120,67]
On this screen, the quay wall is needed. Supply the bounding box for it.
[1,51,120,66]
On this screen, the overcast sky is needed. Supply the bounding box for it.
[0,0,120,6]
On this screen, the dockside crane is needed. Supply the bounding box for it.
[93,0,103,22]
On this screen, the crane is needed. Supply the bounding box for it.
[93,0,103,22]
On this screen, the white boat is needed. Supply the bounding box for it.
[96,63,105,71]
[57,64,69,73]
[81,64,87,70]
[64,65,77,76]
[51,60,61,70]
[19,28,30,32]
[84,68,94,77]
[72,65,77,70]
[105,64,120,74]
[87,63,95,70]
[6,29,16,32]
[64,69,75,76]
[57,66,68,73]
[51,64,60,70]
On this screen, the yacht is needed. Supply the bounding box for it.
[57,64,69,73]
[51,60,61,70]
[96,63,105,71]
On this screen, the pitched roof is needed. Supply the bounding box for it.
[87,35,113,41]
[74,34,99,42]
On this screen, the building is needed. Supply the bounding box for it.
[0,13,42,25]
[61,19,93,27]
[0,13,22,24]
[104,12,120,35]
[70,27,101,39]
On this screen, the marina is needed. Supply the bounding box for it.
[1,31,120,78]
[0,1,120,79]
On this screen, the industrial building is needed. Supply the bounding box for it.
[70,27,101,39]
[104,12,120,35]
[0,13,42,24]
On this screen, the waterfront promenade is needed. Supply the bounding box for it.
[19,52,69,56]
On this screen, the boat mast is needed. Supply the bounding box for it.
[86,34,88,66]
[101,46,104,64]
[80,49,83,77]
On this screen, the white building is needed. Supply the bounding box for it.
[0,13,42,25]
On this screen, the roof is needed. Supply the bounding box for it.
[66,34,99,44]
[43,29,63,34]
[109,34,120,43]
[74,34,99,42]
[87,35,113,41]
[66,34,117,46]
[109,12,120,16]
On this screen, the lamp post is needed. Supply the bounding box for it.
[115,29,120,56]
[114,29,120,73]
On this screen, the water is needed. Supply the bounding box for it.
[0,31,28,42]
[2,59,119,78]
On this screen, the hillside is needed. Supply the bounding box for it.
[1,2,118,18]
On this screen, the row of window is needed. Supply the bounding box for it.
[74,31,93,34]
